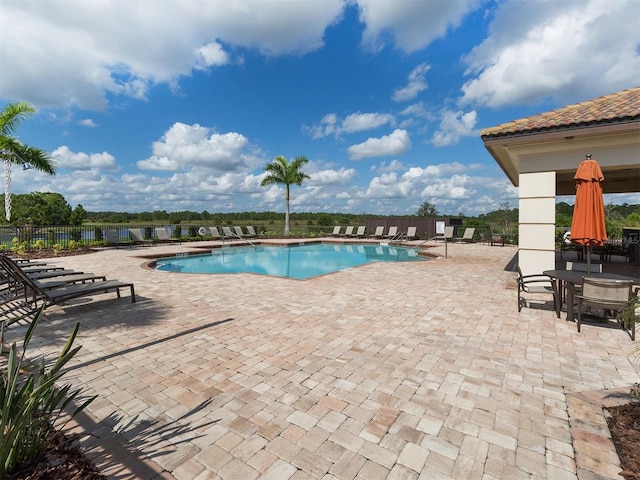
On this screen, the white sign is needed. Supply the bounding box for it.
[436,221,445,235]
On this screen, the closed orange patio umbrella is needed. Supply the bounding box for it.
[570,154,607,274]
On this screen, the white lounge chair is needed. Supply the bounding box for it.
[341,226,354,237]
[383,226,398,239]
[129,228,155,247]
[369,226,384,238]
[156,227,180,244]
[330,226,342,237]
[354,226,366,238]
[209,227,223,240]
[454,227,475,243]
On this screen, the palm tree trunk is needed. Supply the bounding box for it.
[284,185,291,236]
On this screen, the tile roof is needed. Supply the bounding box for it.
[481,86,640,138]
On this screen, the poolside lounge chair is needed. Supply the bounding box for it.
[369,226,384,239]
[129,228,155,247]
[209,226,223,240]
[454,227,475,243]
[0,255,135,306]
[354,226,366,238]
[434,226,454,242]
[104,229,132,248]
[222,226,237,240]
[331,226,342,237]
[406,227,417,240]
[234,226,247,238]
[245,226,259,238]
[340,226,354,237]
[383,226,398,239]
[156,227,180,244]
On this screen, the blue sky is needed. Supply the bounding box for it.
[1,0,638,216]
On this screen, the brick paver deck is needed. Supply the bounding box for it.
[7,239,639,479]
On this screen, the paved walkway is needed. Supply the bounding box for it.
[10,240,640,479]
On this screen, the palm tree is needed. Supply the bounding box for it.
[260,155,310,236]
[0,102,56,221]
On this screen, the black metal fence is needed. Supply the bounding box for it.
[0,223,340,249]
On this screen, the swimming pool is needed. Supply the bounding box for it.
[154,243,426,279]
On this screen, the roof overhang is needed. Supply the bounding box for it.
[482,120,640,195]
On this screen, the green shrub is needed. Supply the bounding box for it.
[69,228,82,242]
[188,226,198,238]
[0,305,95,477]
[47,229,57,247]
[93,227,103,242]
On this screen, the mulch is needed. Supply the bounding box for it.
[607,402,640,479]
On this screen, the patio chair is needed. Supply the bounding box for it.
[246,226,259,238]
[156,227,181,244]
[434,226,454,242]
[330,226,342,237]
[354,226,366,238]
[340,226,354,237]
[222,226,237,240]
[0,255,135,306]
[516,265,558,317]
[576,277,635,339]
[129,228,155,247]
[383,226,398,239]
[490,234,505,246]
[369,226,384,238]
[234,226,246,238]
[209,226,223,240]
[454,227,475,243]
[104,229,132,248]
[406,226,417,240]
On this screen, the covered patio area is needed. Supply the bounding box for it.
[481,87,640,276]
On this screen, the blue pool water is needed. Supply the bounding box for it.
[155,243,425,279]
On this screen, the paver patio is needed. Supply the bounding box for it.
[7,239,639,479]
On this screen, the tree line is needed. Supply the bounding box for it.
[1,193,638,232]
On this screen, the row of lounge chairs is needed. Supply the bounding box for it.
[105,226,262,248]
[207,226,260,241]
[1,254,135,325]
[105,227,181,248]
[330,226,419,240]
[434,227,476,243]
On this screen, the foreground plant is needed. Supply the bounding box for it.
[0,305,95,477]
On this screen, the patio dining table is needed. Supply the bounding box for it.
[543,269,640,322]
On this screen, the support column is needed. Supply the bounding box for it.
[518,171,556,276]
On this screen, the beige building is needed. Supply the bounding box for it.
[481,87,640,275]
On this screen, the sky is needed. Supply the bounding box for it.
[1,0,639,217]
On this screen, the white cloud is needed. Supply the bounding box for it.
[460,0,640,107]
[342,112,395,133]
[78,118,98,127]
[0,0,345,110]
[392,63,430,102]
[356,0,478,52]
[195,42,230,69]
[137,122,260,172]
[305,112,394,139]
[50,146,119,170]
[431,109,477,147]
[347,129,411,160]
[308,168,357,186]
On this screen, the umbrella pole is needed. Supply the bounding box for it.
[586,246,591,275]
